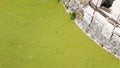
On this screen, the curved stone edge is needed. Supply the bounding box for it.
[62,0,120,59]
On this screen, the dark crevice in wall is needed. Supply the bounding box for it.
[101,0,115,8]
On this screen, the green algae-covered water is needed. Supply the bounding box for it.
[0,0,120,68]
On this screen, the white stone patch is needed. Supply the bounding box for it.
[91,0,102,7]
[91,0,98,5]
[110,0,120,20]
[114,27,120,36]
[84,6,94,16]
[94,12,108,25]
[101,22,114,39]
[103,46,112,53]
[94,11,114,39]
[97,0,102,7]
[117,16,120,24]
[84,12,92,25]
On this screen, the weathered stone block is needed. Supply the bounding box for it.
[83,12,92,25]
[94,12,114,39]
[110,34,120,46]
[103,40,114,53]
[84,6,94,16]
[101,23,114,39]
[113,27,120,36]
[91,0,102,7]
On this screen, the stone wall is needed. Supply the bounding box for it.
[62,0,120,59]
